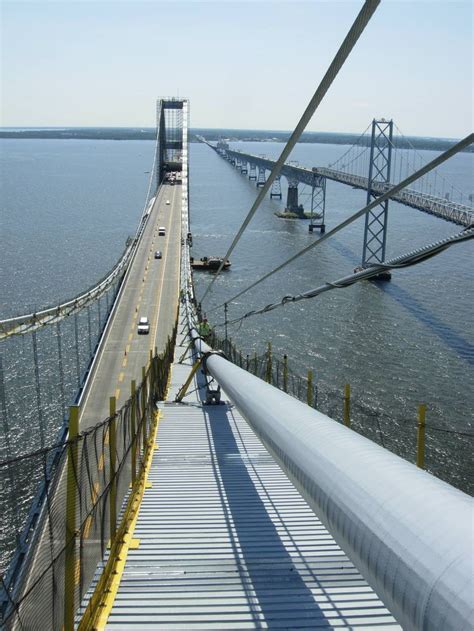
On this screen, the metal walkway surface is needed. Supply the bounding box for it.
[104,326,400,629]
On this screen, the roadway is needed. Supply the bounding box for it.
[80,181,182,429]
[7,183,182,630]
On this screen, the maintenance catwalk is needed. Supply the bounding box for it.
[102,312,399,629]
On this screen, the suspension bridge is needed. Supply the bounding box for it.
[1,2,473,629]
[201,120,472,270]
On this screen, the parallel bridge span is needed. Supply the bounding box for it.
[203,140,473,228]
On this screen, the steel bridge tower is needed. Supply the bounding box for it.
[362,119,393,268]
[156,98,187,184]
[309,171,326,234]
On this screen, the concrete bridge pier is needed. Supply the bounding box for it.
[240,160,248,174]
[285,179,304,216]
[270,175,282,199]
[257,166,266,188]
[248,163,257,180]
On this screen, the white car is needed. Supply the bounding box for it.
[137,317,150,335]
[166,200,170,205]
[158,227,166,236]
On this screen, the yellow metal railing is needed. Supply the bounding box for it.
[1,325,177,631]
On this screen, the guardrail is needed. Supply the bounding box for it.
[180,250,471,631]
[0,328,176,630]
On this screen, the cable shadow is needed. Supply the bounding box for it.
[202,402,335,629]
[330,239,473,366]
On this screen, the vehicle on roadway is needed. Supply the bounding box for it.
[154,250,162,259]
[137,317,150,335]
[158,227,166,236]
[166,200,170,205]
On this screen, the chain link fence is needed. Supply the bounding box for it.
[1,324,176,630]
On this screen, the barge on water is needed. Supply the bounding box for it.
[191,256,231,271]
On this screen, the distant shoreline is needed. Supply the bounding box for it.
[0,127,471,152]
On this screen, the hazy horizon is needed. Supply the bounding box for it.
[1,1,472,138]
[0,124,464,142]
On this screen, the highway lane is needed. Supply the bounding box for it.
[11,183,183,627]
[80,182,182,429]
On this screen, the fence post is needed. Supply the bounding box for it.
[307,370,313,406]
[142,366,147,452]
[109,396,117,543]
[416,404,426,469]
[64,405,80,631]
[343,383,351,427]
[131,380,137,484]
[224,302,228,343]
[266,342,272,384]
[283,355,288,393]
[149,349,154,399]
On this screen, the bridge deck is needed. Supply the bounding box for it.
[218,146,473,227]
[103,320,400,629]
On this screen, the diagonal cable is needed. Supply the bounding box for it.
[217,227,473,327]
[211,133,473,312]
[199,0,381,304]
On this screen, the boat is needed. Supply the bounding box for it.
[191,256,231,271]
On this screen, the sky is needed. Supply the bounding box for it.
[0,1,472,138]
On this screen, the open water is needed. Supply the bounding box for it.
[1,138,473,495]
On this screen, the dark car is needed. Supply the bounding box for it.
[154,251,162,259]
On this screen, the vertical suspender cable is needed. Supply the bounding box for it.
[97,298,102,334]
[87,305,93,357]
[74,312,81,388]
[0,354,10,450]
[0,354,19,526]
[56,321,66,421]
[32,331,46,448]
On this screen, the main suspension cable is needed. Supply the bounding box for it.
[216,227,473,328]
[210,133,473,313]
[199,0,381,304]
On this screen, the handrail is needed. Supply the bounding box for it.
[180,248,472,631]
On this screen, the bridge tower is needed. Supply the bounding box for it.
[249,163,257,181]
[309,172,326,234]
[362,119,393,269]
[257,166,266,188]
[270,175,282,199]
[156,98,186,184]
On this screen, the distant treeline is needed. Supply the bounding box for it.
[1,126,471,153]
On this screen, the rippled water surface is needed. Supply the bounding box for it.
[1,138,473,493]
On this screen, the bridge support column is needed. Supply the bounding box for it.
[248,163,257,180]
[361,119,393,279]
[235,157,241,170]
[309,172,326,234]
[270,175,282,199]
[240,160,248,174]
[285,179,304,216]
[257,166,266,188]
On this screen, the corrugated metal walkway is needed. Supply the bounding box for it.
[104,324,400,629]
